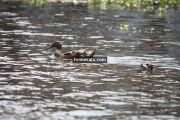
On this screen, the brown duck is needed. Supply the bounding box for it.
[49,41,96,59]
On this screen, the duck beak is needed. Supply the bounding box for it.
[42,44,54,51]
[42,47,51,51]
[48,45,53,49]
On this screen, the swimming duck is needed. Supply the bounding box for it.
[49,41,96,59]
[141,63,154,73]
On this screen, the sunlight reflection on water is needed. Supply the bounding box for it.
[0,2,180,120]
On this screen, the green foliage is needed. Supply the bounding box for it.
[89,0,179,16]
[91,0,102,4]
[28,0,48,5]
[1,0,179,12]
[1,0,48,5]
[90,0,179,8]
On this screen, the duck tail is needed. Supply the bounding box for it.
[89,48,96,57]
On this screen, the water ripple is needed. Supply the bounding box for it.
[0,3,179,120]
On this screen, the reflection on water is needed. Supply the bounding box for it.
[0,2,180,120]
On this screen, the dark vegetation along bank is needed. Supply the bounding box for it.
[1,0,179,16]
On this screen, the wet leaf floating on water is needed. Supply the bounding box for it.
[120,23,129,30]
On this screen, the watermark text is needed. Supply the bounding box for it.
[72,57,107,63]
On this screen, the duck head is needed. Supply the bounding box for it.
[49,41,62,50]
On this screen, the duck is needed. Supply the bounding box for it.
[49,41,96,59]
[140,63,154,73]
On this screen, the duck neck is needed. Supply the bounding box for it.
[55,49,61,54]
[54,52,61,57]
[53,48,62,57]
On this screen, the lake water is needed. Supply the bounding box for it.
[0,2,179,120]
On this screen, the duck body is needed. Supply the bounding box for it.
[50,41,96,59]
[54,52,74,59]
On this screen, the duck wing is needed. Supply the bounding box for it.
[75,49,96,57]
[61,52,73,59]
[71,49,86,57]
[63,48,96,58]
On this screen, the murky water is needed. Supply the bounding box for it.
[0,2,180,120]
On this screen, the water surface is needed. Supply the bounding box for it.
[0,2,180,120]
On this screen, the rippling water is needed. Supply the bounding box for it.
[0,2,180,120]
